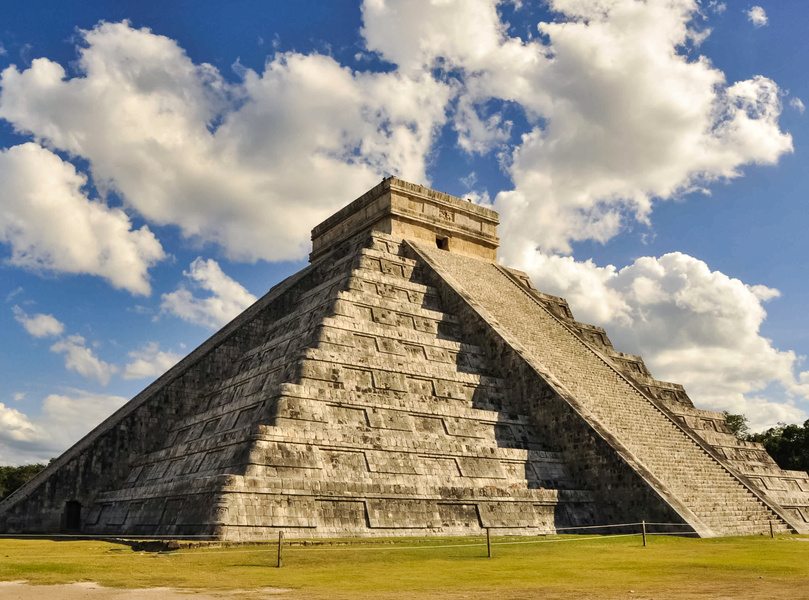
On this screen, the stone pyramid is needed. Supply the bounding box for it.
[2,178,808,539]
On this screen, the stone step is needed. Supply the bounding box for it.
[300,348,503,387]
[318,316,484,356]
[349,265,440,296]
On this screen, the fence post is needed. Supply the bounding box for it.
[769,520,774,539]
[487,528,492,558]
[642,521,647,547]
[277,530,284,568]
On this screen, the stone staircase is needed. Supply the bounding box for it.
[413,243,795,537]
[505,267,809,530]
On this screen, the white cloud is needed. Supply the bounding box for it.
[362,0,792,259]
[0,143,165,295]
[522,251,807,431]
[0,390,127,464]
[12,305,65,337]
[13,393,25,402]
[5,286,23,303]
[747,6,768,27]
[0,403,38,445]
[708,1,726,13]
[790,97,806,114]
[123,341,183,380]
[0,11,792,271]
[50,335,118,385]
[40,390,127,445]
[161,257,257,329]
[0,21,451,264]
[517,251,630,327]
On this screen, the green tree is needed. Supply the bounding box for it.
[722,411,750,439]
[747,420,809,473]
[0,464,46,500]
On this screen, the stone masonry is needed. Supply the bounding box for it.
[1,177,807,539]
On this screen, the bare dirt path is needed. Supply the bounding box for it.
[3,580,809,600]
[0,581,291,599]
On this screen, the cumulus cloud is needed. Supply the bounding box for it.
[747,6,768,27]
[0,390,127,464]
[123,341,183,380]
[790,97,806,114]
[0,10,792,273]
[523,251,807,431]
[363,0,792,259]
[0,403,38,446]
[50,335,118,385]
[161,257,257,329]
[0,21,451,265]
[12,305,65,338]
[0,143,165,295]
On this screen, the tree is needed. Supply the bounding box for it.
[722,411,750,439]
[747,420,809,473]
[0,464,46,500]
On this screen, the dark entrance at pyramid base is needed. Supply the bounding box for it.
[64,501,81,531]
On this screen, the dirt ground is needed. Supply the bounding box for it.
[4,580,809,600]
[0,581,292,599]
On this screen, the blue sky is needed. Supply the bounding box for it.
[1,0,808,464]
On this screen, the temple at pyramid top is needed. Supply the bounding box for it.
[310,177,500,262]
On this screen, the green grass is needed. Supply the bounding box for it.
[1,534,808,599]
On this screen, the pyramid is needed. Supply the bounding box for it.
[2,177,808,540]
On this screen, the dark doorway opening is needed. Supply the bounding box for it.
[65,500,82,531]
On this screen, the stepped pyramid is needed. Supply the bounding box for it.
[2,178,808,539]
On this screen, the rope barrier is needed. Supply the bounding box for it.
[470,533,642,547]
[0,521,693,542]
[0,532,648,560]
[0,520,701,561]
[554,523,641,531]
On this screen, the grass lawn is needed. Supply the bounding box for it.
[1,533,808,599]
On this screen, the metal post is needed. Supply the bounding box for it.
[770,520,774,539]
[486,527,492,558]
[642,521,647,547]
[277,530,284,568]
